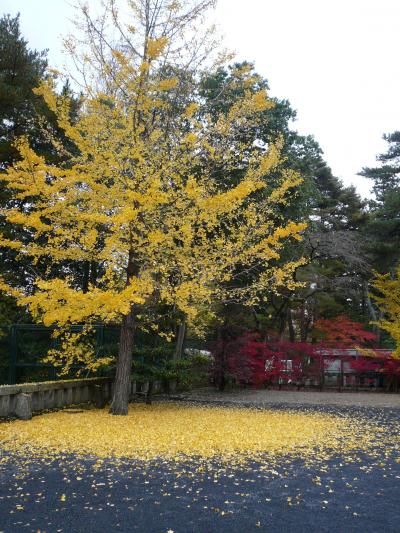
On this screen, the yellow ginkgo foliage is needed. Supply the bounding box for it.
[372,266,400,358]
[0,403,391,465]
[0,1,305,414]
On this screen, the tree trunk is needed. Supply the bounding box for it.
[218,373,226,391]
[364,281,381,343]
[109,309,135,415]
[169,320,186,394]
[300,301,310,342]
[146,380,154,405]
[174,320,186,360]
[215,326,226,391]
[287,308,295,342]
[278,308,286,339]
[82,261,90,293]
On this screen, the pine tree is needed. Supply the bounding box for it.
[360,131,400,273]
[0,13,48,168]
[0,13,82,324]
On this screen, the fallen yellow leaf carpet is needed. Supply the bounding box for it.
[0,403,398,466]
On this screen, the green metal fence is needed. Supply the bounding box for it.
[2,324,123,385]
[0,326,10,384]
[0,323,212,385]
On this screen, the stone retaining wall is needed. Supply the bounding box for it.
[0,377,116,420]
[0,377,167,419]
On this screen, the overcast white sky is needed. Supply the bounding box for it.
[2,0,400,198]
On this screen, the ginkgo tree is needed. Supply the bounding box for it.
[373,266,400,358]
[0,0,305,414]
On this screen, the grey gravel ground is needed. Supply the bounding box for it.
[182,388,400,409]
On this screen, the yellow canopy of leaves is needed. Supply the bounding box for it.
[0,36,306,370]
[372,266,400,358]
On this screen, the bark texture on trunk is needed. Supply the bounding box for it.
[109,309,135,415]
[173,320,186,360]
[146,381,154,405]
[169,320,186,393]
[287,308,295,342]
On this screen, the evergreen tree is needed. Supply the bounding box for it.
[0,13,81,323]
[0,13,48,167]
[360,131,400,273]
[200,62,370,341]
[0,13,48,323]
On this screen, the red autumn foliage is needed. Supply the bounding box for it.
[348,349,400,379]
[313,315,377,348]
[252,336,320,385]
[313,316,399,384]
[212,331,323,389]
[212,316,398,390]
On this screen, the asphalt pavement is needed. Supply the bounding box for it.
[0,403,399,533]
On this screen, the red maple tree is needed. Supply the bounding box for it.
[313,315,377,348]
[212,316,398,390]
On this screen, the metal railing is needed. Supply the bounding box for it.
[2,324,121,385]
